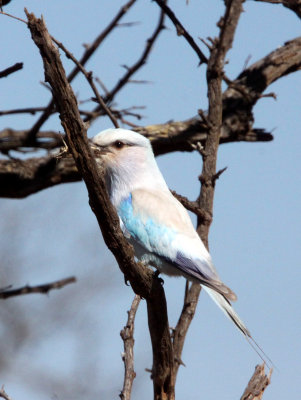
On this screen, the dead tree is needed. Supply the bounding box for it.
[0,1,300,399]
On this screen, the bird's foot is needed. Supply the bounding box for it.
[154,270,164,285]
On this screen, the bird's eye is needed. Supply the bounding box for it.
[113,140,124,149]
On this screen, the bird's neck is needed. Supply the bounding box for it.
[106,159,168,208]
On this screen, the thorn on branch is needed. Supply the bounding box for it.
[176,24,184,36]
[199,37,212,51]
[174,356,186,367]
[212,166,227,184]
[260,92,277,100]
[198,109,210,128]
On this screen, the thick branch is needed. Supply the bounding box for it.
[26,11,174,400]
[240,364,272,400]
[0,276,76,299]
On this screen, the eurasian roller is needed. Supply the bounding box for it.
[90,128,271,365]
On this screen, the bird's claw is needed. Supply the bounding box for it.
[154,270,164,285]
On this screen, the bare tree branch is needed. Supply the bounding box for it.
[50,35,119,128]
[171,0,245,385]
[2,35,299,198]
[0,386,13,400]
[171,190,212,223]
[86,5,166,124]
[254,0,301,18]
[241,364,273,400]
[153,0,208,64]
[0,276,76,300]
[0,106,46,116]
[25,0,138,141]
[120,295,141,400]
[1,33,299,192]
[0,62,23,78]
[171,281,201,374]
[25,11,174,399]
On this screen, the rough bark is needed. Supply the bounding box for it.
[170,0,247,387]
[26,11,174,400]
[241,364,272,400]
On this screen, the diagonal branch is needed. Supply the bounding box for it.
[26,11,174,400]
[153,0,208,64]
[50,35,119,128]
[85,5,166,124]
[0,62,23,78]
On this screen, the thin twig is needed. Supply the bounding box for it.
[0,107,45,116]
[0,10,27,24]
[26,0,137,139]
[0,276,76,299]
[51,36,119,128]
[120,295,141,400]
[85,5,166,123]
[153,0,208,64]
[0,62,23,78]
[171,190,212,223]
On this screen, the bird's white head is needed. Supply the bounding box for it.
[90,128,168,205]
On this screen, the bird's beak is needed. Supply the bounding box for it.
[89,139,111,155]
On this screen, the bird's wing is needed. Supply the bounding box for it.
[118,188,237,301]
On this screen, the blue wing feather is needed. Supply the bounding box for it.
[118,194,234,297]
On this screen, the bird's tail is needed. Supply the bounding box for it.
[203,286,274,368]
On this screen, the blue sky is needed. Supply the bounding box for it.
[0,1,300,399]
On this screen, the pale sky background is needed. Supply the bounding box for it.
[0,1,300,400]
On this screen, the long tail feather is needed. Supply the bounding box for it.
[203,287,274,368]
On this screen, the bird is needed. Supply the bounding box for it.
[90,127,271,365]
